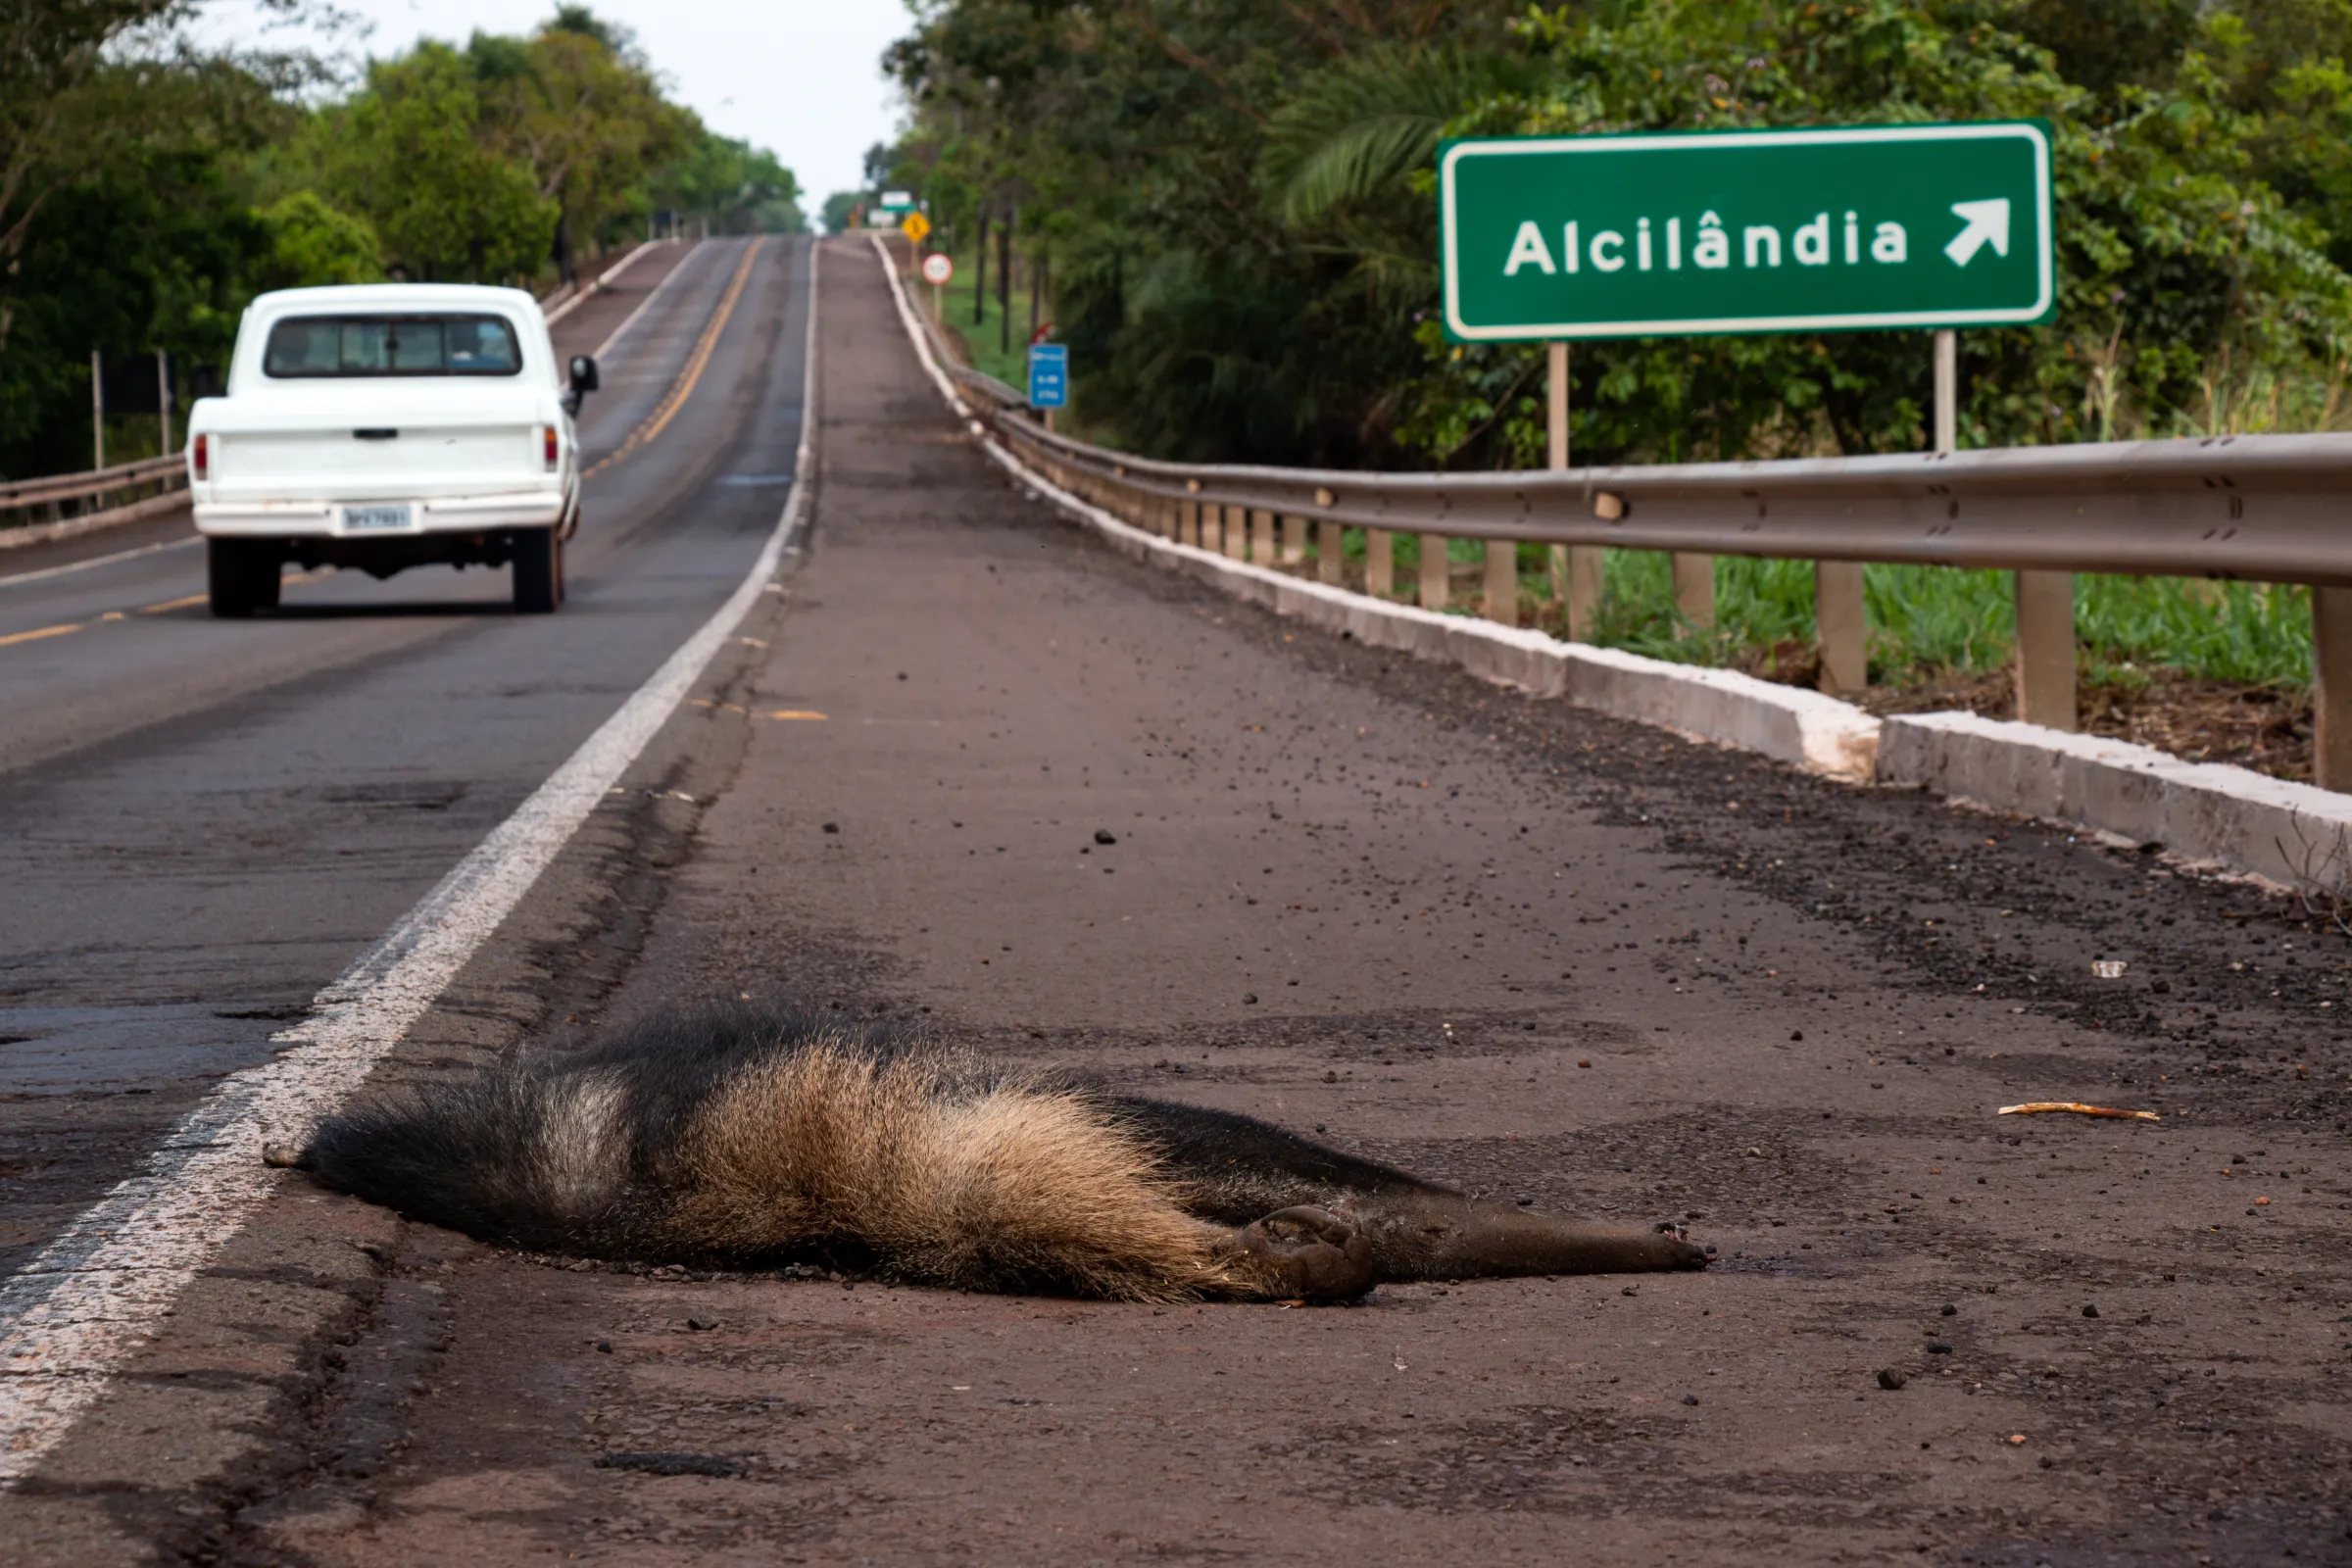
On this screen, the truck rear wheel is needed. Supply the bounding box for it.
[207,538,280,618]
[512,526,564,613]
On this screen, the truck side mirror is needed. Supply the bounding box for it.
[568,356,599,394]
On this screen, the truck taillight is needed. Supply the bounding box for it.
[192,433,209,479]
[542,424,559,471]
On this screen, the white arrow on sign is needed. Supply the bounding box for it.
[1944,198,2012,268]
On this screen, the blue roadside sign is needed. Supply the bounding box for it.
[1028,343,1068,409]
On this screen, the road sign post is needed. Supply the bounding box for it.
[920,251,954,320]
[1440,121,2053,670]
[1028,342,1067,433]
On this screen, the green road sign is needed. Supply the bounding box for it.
[1439,122,2053,342]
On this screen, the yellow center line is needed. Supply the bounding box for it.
[2,568,317,650]
[766,710,828,720]
[0,621,81,648]
[586,238,766,479]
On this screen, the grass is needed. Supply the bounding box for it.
[1574,550,2310,692]
[1322,536,2313,694]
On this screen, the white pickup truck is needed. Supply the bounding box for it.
[184,283,598,616]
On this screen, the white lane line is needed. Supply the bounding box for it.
[0,237,820,1485]
[592,239,710,361]
[0,534,202,590]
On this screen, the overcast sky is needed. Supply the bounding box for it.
[196,0,910,206]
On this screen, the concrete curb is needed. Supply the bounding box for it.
[867,234,2343,887]
[1878,710,2352,887]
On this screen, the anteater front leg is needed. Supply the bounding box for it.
[1203,1206,1375,1301]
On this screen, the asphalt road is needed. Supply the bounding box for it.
[0,234,808,1281]
[11,235,2352,1565]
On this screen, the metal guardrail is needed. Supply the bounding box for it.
[971,382,2352,590]
[0,453,186,533]
[882,233,2352,790]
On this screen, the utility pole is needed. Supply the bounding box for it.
[998,209,1014,357]
[90,350,105,470]
[158,351,172,455]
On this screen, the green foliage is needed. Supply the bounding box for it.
[1,5,798,478]
[657,133,805,234]
[466,19,696,273]
[820,191,864,234]
[253,191,381,290]
[0,43,292,475]
[0,140,269,474]
[1397,0,2352,467]
[891,0,2352,474]
[307,42,557,284]
[0,0,187,273]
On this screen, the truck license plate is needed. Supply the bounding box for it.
[344,504,412,531]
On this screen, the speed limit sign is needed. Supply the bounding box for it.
[921,253,954,286]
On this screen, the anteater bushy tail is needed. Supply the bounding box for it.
[302,1005,1234,1299]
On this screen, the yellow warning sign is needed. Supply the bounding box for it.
[900,211,931,245]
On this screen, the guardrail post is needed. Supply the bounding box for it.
[1420,535,1449,611]
[1281,514,1307,564]
[1673,554,1714,629]
[1202,502,1222,553]
[1251,509,1276,563]
[2318,588,2352,791]
[1317,521,1344,584]
[1484,541,1516,624]
[1567,549,1603,642]
[1366,528,1394,598]
[1224,505,1249,561]
[1815,562,1867,695]
[2014,570,2078,730]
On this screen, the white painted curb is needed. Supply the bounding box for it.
[868,236,2343,886]
[1879,710,2352,886]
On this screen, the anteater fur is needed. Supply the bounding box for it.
[300,1005,1706,1301]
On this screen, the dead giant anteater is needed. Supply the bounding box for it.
[294,1005,1708,1301]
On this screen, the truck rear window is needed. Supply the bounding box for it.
[263,315,522,378]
